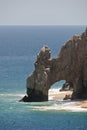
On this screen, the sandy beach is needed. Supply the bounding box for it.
[76,100,87,108]
[49,90,72,100]
[49,91,87,109]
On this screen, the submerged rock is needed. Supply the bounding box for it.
[21,28,87,102]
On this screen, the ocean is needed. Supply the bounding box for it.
[0,25,87,130]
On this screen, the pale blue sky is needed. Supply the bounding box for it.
[0,0,87,25]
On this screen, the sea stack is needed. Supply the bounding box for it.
[20,28,87,102]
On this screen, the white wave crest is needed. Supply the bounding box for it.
[30,101,87,112]
[49,88,67,95]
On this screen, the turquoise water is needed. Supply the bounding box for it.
[0,25,87,130]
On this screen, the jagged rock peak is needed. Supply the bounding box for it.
[81,27,87,39]
[37,46,51,61]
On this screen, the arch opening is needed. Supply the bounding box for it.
[48,80,73,100]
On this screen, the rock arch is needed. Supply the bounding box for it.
[20,29,87,102]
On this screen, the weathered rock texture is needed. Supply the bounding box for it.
[20,28,87,102]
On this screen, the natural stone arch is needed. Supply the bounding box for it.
[20,28,87,102]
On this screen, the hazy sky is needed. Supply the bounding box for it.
[0,0,87,25]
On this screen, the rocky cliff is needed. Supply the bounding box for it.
[20,28,87,102]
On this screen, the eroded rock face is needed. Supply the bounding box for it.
[20,28,87,102]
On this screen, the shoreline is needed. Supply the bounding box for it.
[76,100,87,109]
[49,90,72,100]
[49,91,87,110]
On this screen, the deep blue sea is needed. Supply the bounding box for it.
[0,25,87,130]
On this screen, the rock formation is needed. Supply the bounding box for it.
[60,82,73,91]
[20,28,87,102]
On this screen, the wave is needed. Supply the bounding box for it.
[49,88,67,95]
[62,101,87,112]
[0,90,87,112]
[0,93,25,97]
[28,101,87,112]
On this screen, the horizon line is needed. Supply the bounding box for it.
[0,24,87,26]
